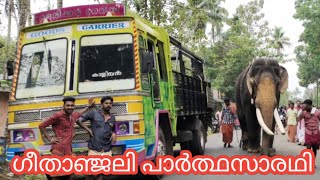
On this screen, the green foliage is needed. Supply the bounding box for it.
[279,90,289,106]
[294,0,320,88]
[24,175,47,180]
[294,44,317,87]
[205,0,289,98]
[0,36,17,74]
[288,87,302,102]
[125,0,290,99]
[21,0,292,100]
[209,21,256,97]
[302,86,320,107]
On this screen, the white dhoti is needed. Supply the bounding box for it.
[297,119,305,143]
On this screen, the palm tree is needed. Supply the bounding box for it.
[196,0,229,42]
[270,26,291,55]
[188,0,229,44]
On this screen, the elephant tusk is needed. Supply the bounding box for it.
[256,108,274,135]
[274,108,286,135]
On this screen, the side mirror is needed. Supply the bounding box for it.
[7,61,14,76]
[140,50,154,74]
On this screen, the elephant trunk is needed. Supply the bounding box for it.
[255,74,278,136]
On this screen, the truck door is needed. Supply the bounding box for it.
[147,39,161,103]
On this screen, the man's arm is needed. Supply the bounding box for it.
[298,111,304,122]
[76,111,94,137]
[77,97,95,116]
[39,115,61,144]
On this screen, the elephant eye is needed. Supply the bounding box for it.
[273,68,280,76]
[251,68,259,76]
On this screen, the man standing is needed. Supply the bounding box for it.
[215,109,222,122]
[221,98,236,148]
[287,102,298,143]
[296,100,305,145]
[39,96,94,180]
[298,99,320,159]
[76,96,117,180]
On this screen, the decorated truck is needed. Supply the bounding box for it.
[6,3,214,167]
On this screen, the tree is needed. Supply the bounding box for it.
[205,0,277,97]
[294,0,320,89]
[294,44,317,87]
[279,90,289,106]
[270,26,291,60]
[188,0,229,43]
[0,36,17,75]
[0,1,4,27]
[17,0,30,32]
[302,86,319,107]
[146,0,228,52]
[288,87,302,103]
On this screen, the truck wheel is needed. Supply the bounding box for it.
[157,127,166,156]
[180,142,190,150]
[152,127,173,180]
[191,120,205,155]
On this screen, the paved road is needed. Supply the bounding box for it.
[161,130,320,180]
[106,129,319,180]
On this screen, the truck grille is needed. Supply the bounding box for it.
[43,126,91,144]
[14,104,127,123]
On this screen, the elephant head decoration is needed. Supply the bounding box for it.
[235,58,288,156]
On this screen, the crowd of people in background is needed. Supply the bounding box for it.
[276,99,320,158]
[214,98,320,158]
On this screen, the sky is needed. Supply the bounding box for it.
[0,0,304,92]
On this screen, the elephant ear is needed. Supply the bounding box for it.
[246,75,253,96]
[246,65,254,96]
[279,66,288,93]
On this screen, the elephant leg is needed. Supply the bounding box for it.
[246,113,261,153]
[261,131,276,156]
[247,129,261,153]
[238,113,248,150]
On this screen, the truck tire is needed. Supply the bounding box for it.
[191,120,206,155]
[152,127,173,180]
[180,142,190,151]
[157,127,167,156]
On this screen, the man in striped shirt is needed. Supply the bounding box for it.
[221,98,237,148]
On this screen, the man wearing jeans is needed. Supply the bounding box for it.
[39,96,94,180]
[76,96,117,180]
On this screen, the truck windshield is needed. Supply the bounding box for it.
[16,38,67,99]
[78,34,135,93]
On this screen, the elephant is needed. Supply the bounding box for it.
[235,58,288,156]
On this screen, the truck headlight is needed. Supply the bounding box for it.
[115,122,129,135]
[13,129,35,143]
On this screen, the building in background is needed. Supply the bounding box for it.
[0,81,10,163]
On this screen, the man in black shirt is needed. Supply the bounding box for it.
[76,96,117,180]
